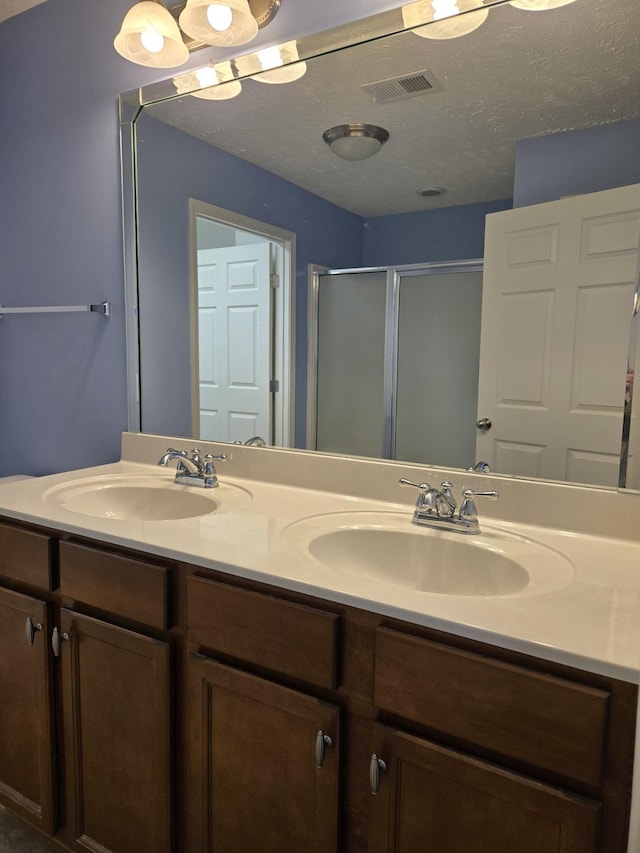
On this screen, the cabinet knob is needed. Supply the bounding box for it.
[51,627,70,657]
[369,754,387,795]
[315,730,333,768]
[25,617,43,646]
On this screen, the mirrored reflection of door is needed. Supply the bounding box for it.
[196,242,271,442]
[477,183,640,486]
[395,269,483,467]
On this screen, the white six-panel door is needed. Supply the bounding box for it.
[477,183,640,486]
[196,243,272,442]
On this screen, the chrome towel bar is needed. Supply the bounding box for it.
[0,300,111,319]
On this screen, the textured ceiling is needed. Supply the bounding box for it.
[0,0,46,24]
[144,0,640,217]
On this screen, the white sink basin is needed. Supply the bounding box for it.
[43,474,252,521]
[282,512,575,597]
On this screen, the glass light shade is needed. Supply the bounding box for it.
[323,125,390,162]
[114,1,189,68]
[179,0,258,46]
[234,41,306,84]
[402,0,489,39]
[510,0,577,8]
[173,61,242,99]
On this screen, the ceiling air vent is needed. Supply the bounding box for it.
[361,70,443,104]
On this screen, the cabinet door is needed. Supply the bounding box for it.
[0,587,55,833]
[368,723,600,853]
[188,654,340,853]
[60,609,171,853]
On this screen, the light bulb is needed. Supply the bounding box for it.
[206,4,233,31]
[258,46,284,71]
[196,66,220,86]
[140,29,165,53]
[432,0,459,14]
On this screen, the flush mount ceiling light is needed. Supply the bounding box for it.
[173,60,242,98]
[323,124,390,162]
[235,41,306,84]
[417,185,446,197]
[114,0,282,68]
[402,0,488,39]
[509,0,577,8]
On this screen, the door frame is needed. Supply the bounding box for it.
[188,199,295,447]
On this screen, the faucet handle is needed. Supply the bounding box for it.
[399,478,432,492]
[202,453,228,488]
[459,488,499,524]
[399,478,437,512]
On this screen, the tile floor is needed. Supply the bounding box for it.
[0,806,62,852]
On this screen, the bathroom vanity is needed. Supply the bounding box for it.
[0,434,639,853]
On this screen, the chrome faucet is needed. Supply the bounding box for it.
[158,447,227,488]
[233,436,266,447]
[399,478,499,534]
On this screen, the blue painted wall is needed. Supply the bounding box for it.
[513,120,640,207]
[136,113,363,445]
[362,199,513,267]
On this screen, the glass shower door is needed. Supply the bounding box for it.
[315,270,389,457]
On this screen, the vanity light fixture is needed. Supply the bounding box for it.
[402,0,489,39]
[173,60,242,98]
[234,41,306,84]
[323,124,390,162]
[114,0,283,68]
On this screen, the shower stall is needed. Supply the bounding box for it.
[306,260,484,468]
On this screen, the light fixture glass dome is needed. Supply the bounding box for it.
[509,0,577,9]
[179,0,258,46]
[235,42,307,84]
[402,0,489,39]
[323,124,390,162]
[173,61,242,99]
[114,1,189,68]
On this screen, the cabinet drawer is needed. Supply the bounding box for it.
[187,575,339,689]
[59,542,170,631]
[374,627,609,787]
[0,521,52,589]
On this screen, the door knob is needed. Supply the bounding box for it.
[476,417,492,431]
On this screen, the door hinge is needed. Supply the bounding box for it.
[270,274,280,289]
[270,379,280,392]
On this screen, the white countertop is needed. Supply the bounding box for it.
[1,439,640,685]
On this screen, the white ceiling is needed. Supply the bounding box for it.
[143,0,640,217]
[0,0,46,24]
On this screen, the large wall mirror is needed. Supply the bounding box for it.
[120,0,640,490]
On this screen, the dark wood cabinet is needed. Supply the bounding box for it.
[0,528,174,853]
[0,516,636,853]
[0,586,55,834]
[187,654,341,853]
[367,722,600,853]
[59,609,171,853]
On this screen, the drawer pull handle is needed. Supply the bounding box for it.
[369,754,387,795]
[315,730,333,768]
[25,617,43,646]
[51,627,70,657]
